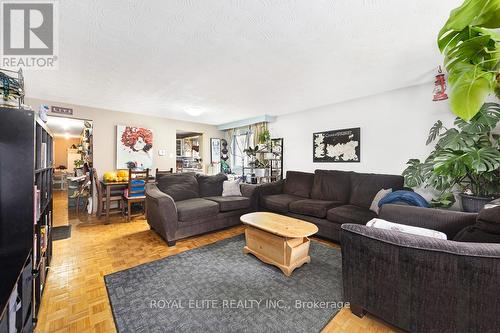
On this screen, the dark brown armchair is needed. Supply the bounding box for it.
[341,204,500,333]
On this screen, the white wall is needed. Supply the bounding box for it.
[268,82,456,176]
[26,97,224,176]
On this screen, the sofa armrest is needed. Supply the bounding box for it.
[341,223,500,332]
[240,183,258,198]
[379,204,477,239]
[145,184,178,243]
[258,180,284,196]
[240,183,259,210]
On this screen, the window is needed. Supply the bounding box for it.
[231,131,253,175]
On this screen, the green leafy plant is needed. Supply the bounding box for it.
[74,159,84,168]
[438,0,500,120]
[403,102,500,207]
[243,145,259,157]
[258,129,271,144]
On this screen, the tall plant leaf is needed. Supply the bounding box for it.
[454,102,500,133]
[433,149,468,179]
[402,159,425,187]
[437,128,479,150]
[445,34,497,70]
[463,147,500,172]
[438,0,500,48]
[426,120,444,145]
[430,192,456,208]
[449,70,493,121]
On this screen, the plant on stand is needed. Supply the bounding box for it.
[403,103,500,211]
[258,129,271,150]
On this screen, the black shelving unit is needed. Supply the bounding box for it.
[33,116,53,319]
[241,138,283,184]
[0,107,53,332]
[270,138,283,181]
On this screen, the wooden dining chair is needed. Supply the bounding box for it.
[123,169,149,222]
[93,168,123,218]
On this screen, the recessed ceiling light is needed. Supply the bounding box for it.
[185,107,204,117]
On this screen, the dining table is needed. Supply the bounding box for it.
[98,178,155,221]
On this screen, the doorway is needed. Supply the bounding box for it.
[46,116,94,225]
[176,130,203,173]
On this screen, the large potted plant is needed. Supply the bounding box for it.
[403,103,500,211]
[438,0,500,121]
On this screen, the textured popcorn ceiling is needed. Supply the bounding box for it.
[24,0,461,125]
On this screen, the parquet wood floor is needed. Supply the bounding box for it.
[36,194,401,333]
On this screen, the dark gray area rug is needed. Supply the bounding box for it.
[105,235,344,333]
[52,225,71,241]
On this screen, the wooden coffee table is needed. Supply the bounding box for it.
[240,212,319,276]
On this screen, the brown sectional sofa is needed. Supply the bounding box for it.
[259,170,405,242]
[146,173,258,246]
[146,169,404,245]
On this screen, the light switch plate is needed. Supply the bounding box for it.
[158,149,166,156]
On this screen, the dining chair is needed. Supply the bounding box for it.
[123,169,149,222]
[93,168,123,218]
[74,174,91,215]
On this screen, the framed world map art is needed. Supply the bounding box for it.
[313,127,360,162]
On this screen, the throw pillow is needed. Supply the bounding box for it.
[366,218,447,240]
[196,173,227,197]
[156,173,199,202]
[222,180,242,197]
[369,188,392,214]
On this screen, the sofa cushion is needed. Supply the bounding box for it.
[289,199,343,218]
[157,173,199,202]
[349,172,404,209]
[283,171,314,198]
[176,198,219,222]
[311,170,351,203]
[205,196,250,212]
[453,225,500,243]
[327,205,377,225]
[262,194,303,213]
[196,173,227,197]
[476,200,500,234]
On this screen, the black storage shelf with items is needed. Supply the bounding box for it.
[0,106,53,332]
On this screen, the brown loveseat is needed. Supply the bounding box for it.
[258,170,405,242]
[146,173,257,246]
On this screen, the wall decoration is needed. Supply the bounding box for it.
[313,127,360,162]
[220,138,231,173]
[116,125,153,169]
[210,138,221,164]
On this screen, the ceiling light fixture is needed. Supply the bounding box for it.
[185,107,204,117]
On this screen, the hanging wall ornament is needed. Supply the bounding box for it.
[432,66,448,101]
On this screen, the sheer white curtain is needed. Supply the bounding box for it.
[229,127,254,176]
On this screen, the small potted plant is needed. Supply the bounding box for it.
[403,103,500,212]
[74,159,84,169]
[258,129,271,150]
[243,145,259,167]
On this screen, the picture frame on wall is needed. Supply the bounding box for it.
[210,138,221,164]
[313,127,360,162]
[116,125,154,169]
